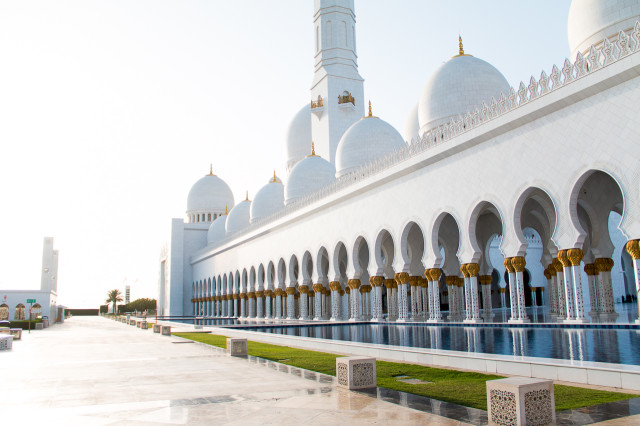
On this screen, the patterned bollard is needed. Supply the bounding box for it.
[10,328,22,340]
[141,321,148,329]
[153,324,161,333]
[161,326,171,336]
[0,335,13,350]
[35,323,44,330]
[487,377,555,426]
[227,338,248,357]
[336,357,377,390]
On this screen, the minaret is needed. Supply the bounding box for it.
[311,0,364,165]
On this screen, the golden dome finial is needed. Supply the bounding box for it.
[208,164,214,176]
[459,35,464,56]
[311,142,316,156]
[245,190,249,201]
[224,205,228,215]
[368,100,372,117]
[271,170,277,183]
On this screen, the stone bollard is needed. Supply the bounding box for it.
[141,321,148,329]
[153,324,161,333]
[161,326,172,336]
[130,319,136,326]
[336,357,377,390]
[0,335,13,350]
[35,323,44,330]
[487,377,555,426]
[9,328,22,340]
[227,338,248,357]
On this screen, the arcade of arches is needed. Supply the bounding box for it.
[191,171,640,324]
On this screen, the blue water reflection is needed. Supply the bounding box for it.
[243,324,640,365]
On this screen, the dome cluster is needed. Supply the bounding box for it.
[191,0,638,247]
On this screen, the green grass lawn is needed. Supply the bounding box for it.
[173,332,637,411]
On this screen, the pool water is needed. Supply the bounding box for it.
[239,323,640,366]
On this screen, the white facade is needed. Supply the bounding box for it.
[159,1,640,326]
[1,237,59,322]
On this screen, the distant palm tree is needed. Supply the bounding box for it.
[106,289,123,314]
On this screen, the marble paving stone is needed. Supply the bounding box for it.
[0,317,471,425]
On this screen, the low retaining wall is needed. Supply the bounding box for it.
[213,327,640,391]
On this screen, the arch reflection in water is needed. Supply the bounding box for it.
[241,324,640,365]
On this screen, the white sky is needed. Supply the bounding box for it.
[0,0,571,307]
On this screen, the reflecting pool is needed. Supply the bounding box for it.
[239,324,640,366]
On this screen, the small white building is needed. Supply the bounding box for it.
[0,237,59,323]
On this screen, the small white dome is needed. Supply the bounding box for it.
[187,170,235,214]
[285,154,336,205]
[335,114,406,178]
[251,177,285,223]
[225,199,251,234]
[418,53,510,135]
[568,0,640,58]
[285,104,312,173]
[207,215,228,246]
[403,103,420,144]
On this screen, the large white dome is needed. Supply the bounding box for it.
[225,199,251,234]
[402,103,420,144]
[418,53,510,135]
[285,154,336,205]
[207,215,228,246]
[250,176,285,223]
[187,169,235,214]
[335,113,406,178]
[568,0,640,58]
[285,104,312,173]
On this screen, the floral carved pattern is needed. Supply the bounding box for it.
[525,389,553,426]
[490,389,517,426]
[337,363,348,386]
[352,363,374,387]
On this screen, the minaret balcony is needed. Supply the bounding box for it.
[311,96,325,118]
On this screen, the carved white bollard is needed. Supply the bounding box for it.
[153,324,161,333]
[140,321,148,329]
[10,328,22,340]
[161,326,172,336]
[136,321,142,328]
[336,357,377,390]
[227,338,248,357]
[0,335,13,350]
[35,323,44,330]
[487,377,555,426]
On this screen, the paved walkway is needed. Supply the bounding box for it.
[0,317,467,425]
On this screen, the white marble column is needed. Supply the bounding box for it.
[552,259,566,320]
[505,258,518,322]
[275,289,283,319]
[625,240,640,325]
[384,279,394,320]
[329,281,341,321]
[559,250,576,322]
[347,279,362,321]
[427,269,443,323]
[568,249,588,323]
[370,277,384,321]
[409,277,419,320]
[395,273,410,322]
[286,287,296,320]
[595,257,619,322]
[313,284,323,320]
[511,257,529,322]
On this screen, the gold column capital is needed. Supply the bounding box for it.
[345,287,350,294]
[408,276,420,286]
[504,257,515,273]
[384,279,395,289]
[370,276,384,287]
[298,285,309,294]
[595,257,614,273]
[395,272,410,284]
[510,256,526,272]
[567,248,584,266]
[274,288,284,296]
[558,250,571,268]
[466,263,480,277]
[329,281,342,291]
[347,279,361,289]
[312,283,324,293]
[445,276,457,286]
[255,291,264,298]
[551,258,563,273]
[285,287,296,295]
[583,263,598,276]
[460,264,470,278]
[479,275,492,285]
[264,290,273,297]
[625,239,640,260]
[543,268,551,280]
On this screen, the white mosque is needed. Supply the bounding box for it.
[158,0,640,326]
